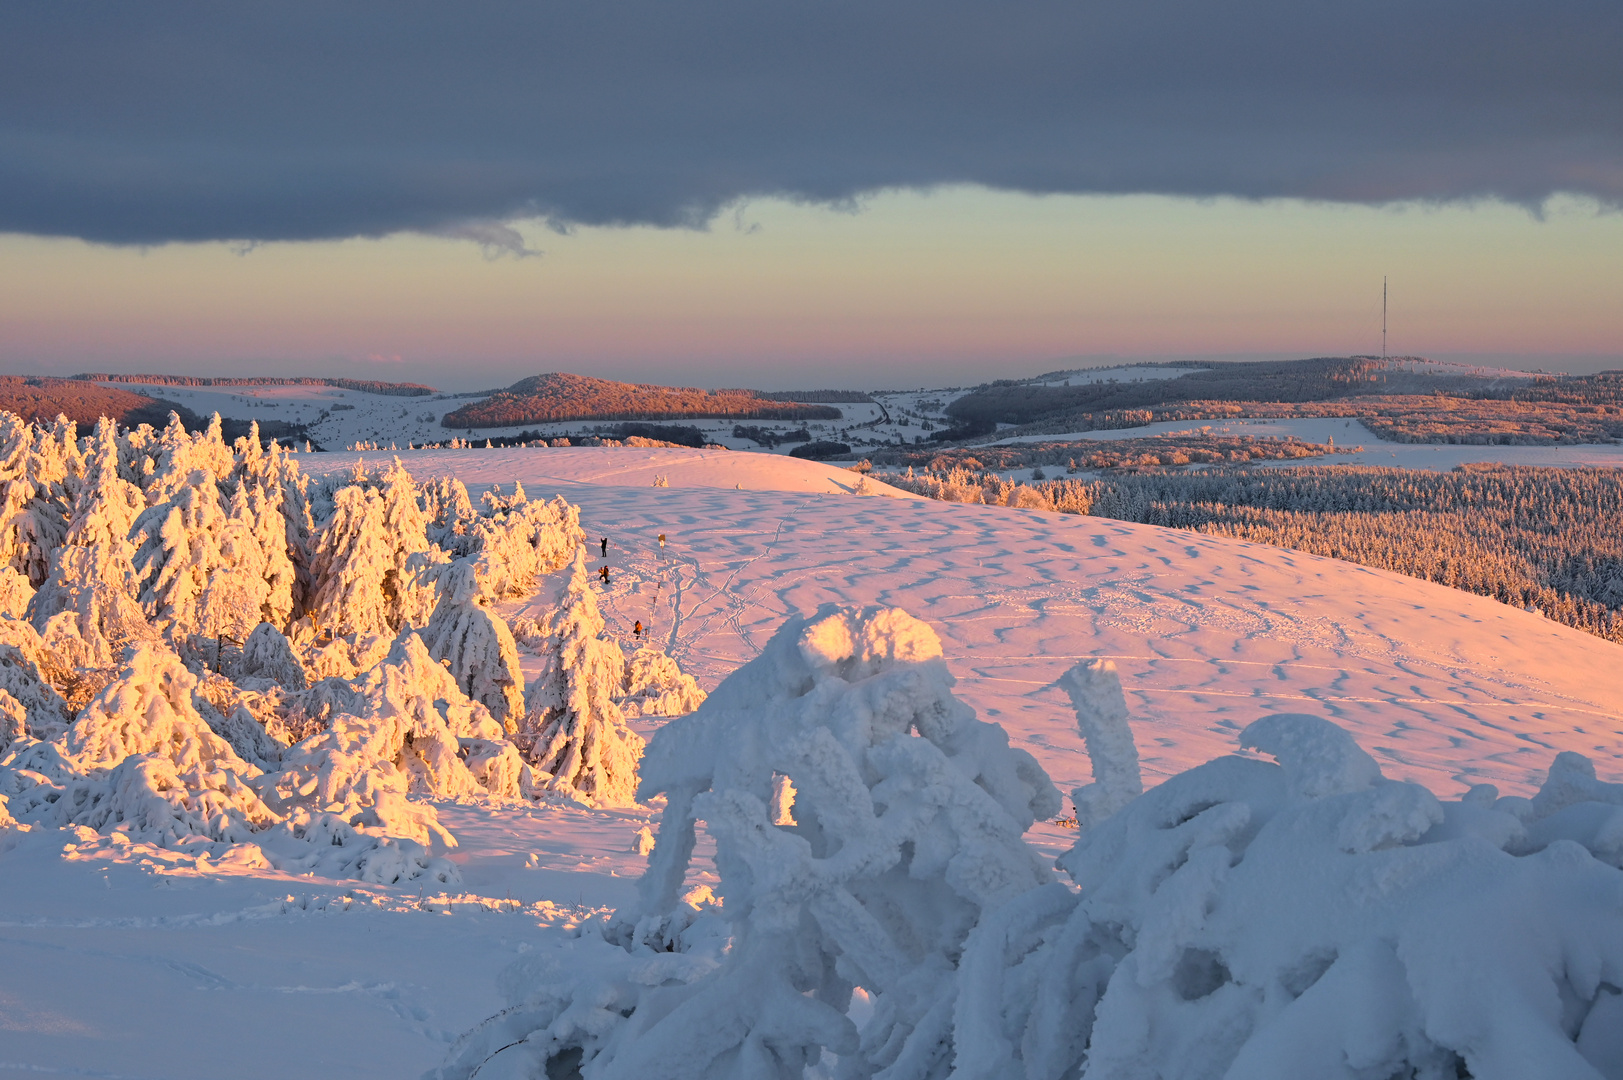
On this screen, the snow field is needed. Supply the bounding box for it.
[6,442,1623,1078]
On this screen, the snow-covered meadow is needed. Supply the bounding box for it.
[4,426,1623,1078]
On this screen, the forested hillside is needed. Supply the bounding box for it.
[939,358,1623,445]
[441,372,842,428]
[0,376,193,429]
[74,374,436,396]
[878,463,1623,643]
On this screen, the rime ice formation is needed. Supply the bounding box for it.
[439,604,1061,1079]
[517,547,644,806]
[442,610,1623,1080]
[1061,657,1143,828]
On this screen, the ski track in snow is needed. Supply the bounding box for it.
[7,446,1623,1079]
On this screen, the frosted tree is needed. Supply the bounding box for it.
[130,465,229,637]
[142,412,234,507]
[421,558,526,728]
[26,418,152,667]
[426,476,583,597]
[0,689,26,759]
[271,632,526,847]
[0,641,71,741]
[305,482,394,641]
[377,459,438,629]
[517,546,642,806]
[0,411,74,594]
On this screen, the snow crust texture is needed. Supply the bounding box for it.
[442,604,1623,1080]
[0,410,702,880]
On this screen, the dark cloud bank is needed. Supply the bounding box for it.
[2,0,1619,247]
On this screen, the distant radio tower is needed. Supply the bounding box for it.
[1382,276,1387,360]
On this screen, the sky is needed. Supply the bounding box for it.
[2,1,1619,391]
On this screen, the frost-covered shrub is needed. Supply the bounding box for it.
[617,646,707,719]
[517,547,643,806]
[1061,657,1142,828]
[445,611,1623,1080]
[442,605,1059,1079]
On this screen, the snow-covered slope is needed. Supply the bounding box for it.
[298,448,1623,801]
[314,446,919,497]
[5,447,1623,1079]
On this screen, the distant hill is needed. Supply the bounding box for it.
[73,373,436,397]
[441,372,843,429]
[0,375,192,430]
[0,376,321,447]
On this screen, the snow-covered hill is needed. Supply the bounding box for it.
[4,446,1622,1079]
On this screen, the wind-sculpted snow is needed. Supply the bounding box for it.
[1060,658,1142,829]
[443,605,1623,1080]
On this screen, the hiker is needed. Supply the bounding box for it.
[658,533,666,549]
[599,565,610,584]
[600,537,608,557]
[633,620,643,639]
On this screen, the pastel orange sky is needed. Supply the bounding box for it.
[3,189,1619,390]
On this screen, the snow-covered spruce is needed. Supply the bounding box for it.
[516,546,644,806]
[421,558,526,728]
[444,607,1623,1080]
[437,604,1060,1079]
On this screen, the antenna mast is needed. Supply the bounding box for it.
[1382,276,1387,360]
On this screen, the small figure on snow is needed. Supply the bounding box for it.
[633,620,643,639]
[657,533,666,549]
[599,565,610,584]
[600,537,608,557]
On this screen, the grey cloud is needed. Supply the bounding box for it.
[1,0,1618,246]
